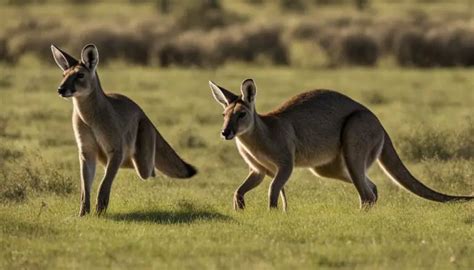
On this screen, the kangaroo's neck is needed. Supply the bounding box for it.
[237,113,271,149]
[72,73,108,125]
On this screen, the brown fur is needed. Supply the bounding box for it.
[209,79,473,211]
[52,44,196,216]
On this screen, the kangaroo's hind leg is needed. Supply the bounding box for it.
[312,154,378,202]
[132,118,156,180]
[341,111,385,209]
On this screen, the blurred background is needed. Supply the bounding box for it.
[1,0,473,69]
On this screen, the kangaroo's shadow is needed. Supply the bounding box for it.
[108,202,231,224]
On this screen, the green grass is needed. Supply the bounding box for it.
[0,64,473,269]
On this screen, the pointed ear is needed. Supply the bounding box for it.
[241,79,256,103]
[209,81,238,108]
[81,44,99,72]
[51,45,78,71]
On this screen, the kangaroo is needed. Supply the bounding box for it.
[51,44,196,216]
[209,79,473,211]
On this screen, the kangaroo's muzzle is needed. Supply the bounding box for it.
[57,86,75,98]
[221,129,235,140]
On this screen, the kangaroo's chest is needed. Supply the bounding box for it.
[236,140,278,174]
[73,112,137,166]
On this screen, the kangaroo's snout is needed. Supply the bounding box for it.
[57,86,75,97]
[221,129,235,140]
[57,86,66,95]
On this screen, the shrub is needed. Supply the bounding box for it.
[0,147,75,204]
[394,24,474,67]
[445,25,474,67]
[72,26,150,65]
[322,29,378,66]
[152,30,211,67]
[336,30,378,66]
[0,35,9,62]
[4,18,69,63]
[7,29,70,63]
[393,29,430,67]
[175,1,243,30]
[398,121,473,161]
[288,20,321,41]
[150,22,289,67]
[245,23,289,65]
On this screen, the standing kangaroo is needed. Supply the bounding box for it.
[51,44,196,216]
[209,79,473,211]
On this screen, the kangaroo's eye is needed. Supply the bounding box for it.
[238,112,246,119]
[77,73,85,79]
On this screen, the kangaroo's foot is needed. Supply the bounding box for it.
[359,192,377,211]
[95,192,110,216]
[79,202,90,217]
[233,192,245,210]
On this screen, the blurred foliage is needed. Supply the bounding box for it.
[0,0,473,68]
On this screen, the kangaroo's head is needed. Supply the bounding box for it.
[209,79,257,140]
[51,44,99,98]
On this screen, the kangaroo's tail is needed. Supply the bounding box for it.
[378,131,473,202]
[154,129,197,179]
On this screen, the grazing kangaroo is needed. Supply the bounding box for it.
[209,79,473,211]
[51,44,196,216]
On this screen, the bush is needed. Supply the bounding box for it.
[393,29,429,67]
[4,18,69,63]
[0,146,74,204]
[151,30,211,67]
[7,29,70,63]
[398,121,473,161]
[444,25,474,67]
[322,29,379,66]
[238,23,289,65]
[0,35,9,62]
[72,26,150,65]
[150,22,289,67]
[336,30,378,66]
[394,25,474,67]
[1,12,471,68]
[175,1,243,30]
[287,19,323,40]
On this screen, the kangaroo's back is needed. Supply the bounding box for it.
[106,93,146,123]
[265,90,368,166]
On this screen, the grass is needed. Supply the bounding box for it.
[0,63,473,269]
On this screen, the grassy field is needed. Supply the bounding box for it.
[0,63,473,269]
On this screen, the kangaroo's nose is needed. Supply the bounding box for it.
[221,129,235,140]
[57,86,66,95]
[221,129,230,138]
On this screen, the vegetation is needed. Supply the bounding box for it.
[0,1,473,67]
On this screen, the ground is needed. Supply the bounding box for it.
[0,64,473,269]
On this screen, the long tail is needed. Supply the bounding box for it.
[378,131,473,202]
[154,129,197,179]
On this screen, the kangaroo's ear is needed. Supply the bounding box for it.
[241,78,256,103]
[51,45,78,71]
[209,81,238,108]
[81,44,99,72]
